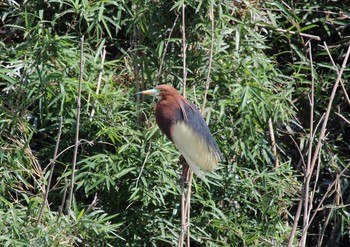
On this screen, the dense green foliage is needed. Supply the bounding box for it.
[1,0,349,246]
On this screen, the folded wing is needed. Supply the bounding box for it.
[171,101,222,178]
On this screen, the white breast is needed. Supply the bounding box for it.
[171,122,219,178]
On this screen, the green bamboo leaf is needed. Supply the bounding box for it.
[77,209,85,221]
[115,167,136,178]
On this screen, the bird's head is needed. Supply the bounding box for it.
[136,84,181,101]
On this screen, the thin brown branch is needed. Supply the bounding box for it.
[185,171,193,246]
[339,79,350,107]
[157,15,179,81]
[201,0,215,113]
[54,139,94,163]
[322,43,350,107]
[287,196,303,247]
[58,176,68,219]
[288,135,306,169]
[67,35,85,213]
[135,144,151,188]
[317,203,350,211]
[310,156,322,212]
[309,42,350,186]
[335,112,350,125]
[318,208,332,247]
[178,164,186,247]
[307,40,315,171]
[307,161,350,230]
[178,1,187,246]
[85,193,98,215]
[181,0,187,99]
[256,23,321,41]
[300,40,315,247]
[133,14,143,125]
[300,43,350,243]
[260,7,349,18]
[36,116,63,226]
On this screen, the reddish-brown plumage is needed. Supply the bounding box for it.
[137,84,222,177]
[154,85,190,141]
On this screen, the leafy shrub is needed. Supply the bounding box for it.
[2,0,349,246]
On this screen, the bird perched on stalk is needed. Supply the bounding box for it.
[136,84,222,178]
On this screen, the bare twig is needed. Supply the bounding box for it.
[181,0,187,99]
[90,46,106,121]
[307,161,350,230]
[53,139,95,164]
[185,171,193,246]
[178,164,186,247]
[288,135,306,169]
[339,79,350,107]
[318,207,332,247]
[85,193,98,215]
[311,156,322,214]
[178,2,188,246]
[135,144,151,188]
[157,15,179,81]
[287,196,303,247]
[36,116,64,226]
[300,40,315,247]
[317,203,350,211]
[335,112,350,125]
[133,12,143,125]
[300,43,350,245]
[58,176,68,219]
[322,43,350,107]
[256,23,321,41]
[67,36,85,213]
[309,42,350,193]
[201,0,215,113]
[259,8,350,18]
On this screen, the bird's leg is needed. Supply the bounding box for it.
[179,155,189,184]
[181,163,189,184]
